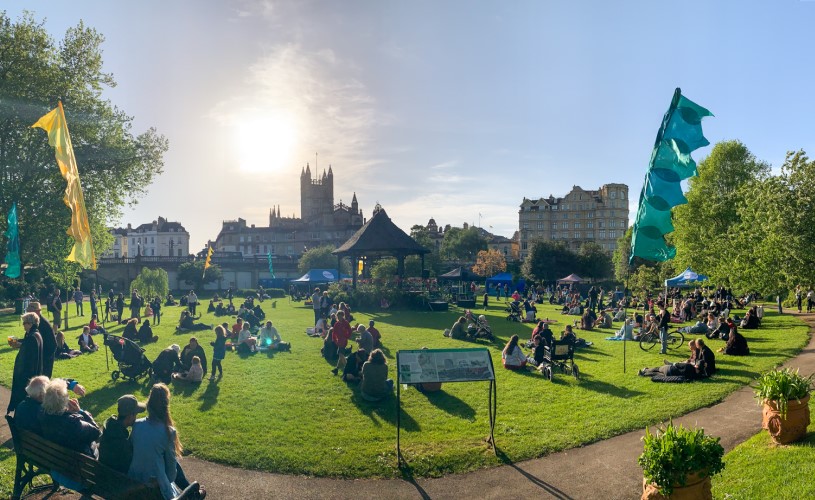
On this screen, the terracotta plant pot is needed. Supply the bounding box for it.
[642,472,712,499]
[762,393,811,445]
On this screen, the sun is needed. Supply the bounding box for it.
[232,111,299,173]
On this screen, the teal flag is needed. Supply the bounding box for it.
[630,88,713,263]
[267,252,275,279]
[4,203,21,278]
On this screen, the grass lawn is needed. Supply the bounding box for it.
[712,399,815,499]
[0,298,809,496]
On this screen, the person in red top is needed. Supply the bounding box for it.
[367,320,381,348]
[330,311,353,375]
[231,318,243,341]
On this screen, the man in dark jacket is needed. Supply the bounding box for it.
[27,301,57,378]
[181,337,207,376]
[8,312,44,413]
[696,339,717,377]
[98,395,146,473]
[153,344,182,384]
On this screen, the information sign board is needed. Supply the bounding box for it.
[397,348,495,384]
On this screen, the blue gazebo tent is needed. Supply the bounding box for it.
[665,267,709,287]
[292,269,341,284]
[486,272,525,294]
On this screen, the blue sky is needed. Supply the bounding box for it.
[5,1,815,250]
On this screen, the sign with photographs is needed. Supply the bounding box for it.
[397,348,495,384]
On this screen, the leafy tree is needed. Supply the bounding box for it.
[410,224,440,275]
[629,265,660,296]
[0,13,168,270]
[576,242,612,281]
[298,245,339,274]
[441,226,487,262]
[130,267,169,299]
[177,261,222,290]
[672,140,769,287]
[521,240,578,283]
[371,258,398,280]
[472,249,506,277]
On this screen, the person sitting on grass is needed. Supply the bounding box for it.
[177,311,211,332]
[138,319,158,344]
[77,326,98,353]
[609,318,634,340]
[501,335,527,370]
[88,314,106,334]
[173,356,203,383]
[231,318,243,341]
[707,317,731,340]
[367,320,382,348]
[341,348,367,383]
[447,316,468,340]
[361,349,394,401]
[526,335,548,368]
[311,315,327,338]
[180,338,207,377]
[580,309,595,330]
[237,322,258,352]
[719,326,750,356]
[522,299,537,322]
[55,331,81,359]
[258,321,281,349]
[678,319,709,335]
[594,309,613,329]
[355,324,373,354]
[560,325,578,345]
[122,318,139,341]
[153,345,181,384]
[741,307,760,329]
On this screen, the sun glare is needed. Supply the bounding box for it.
[233,112,299,174]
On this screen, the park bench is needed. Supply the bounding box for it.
[6,415,199,500]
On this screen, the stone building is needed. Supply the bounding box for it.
[214,164,364,257]
[518,183,629,260]
[102,217,190,258]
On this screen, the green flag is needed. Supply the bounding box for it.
[267,252,275,279]
[4,203,21,278]
[630,88,713,263]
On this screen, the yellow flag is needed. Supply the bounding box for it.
[32,102,97,269]
[204,245,214,270]
[357,259,364,276]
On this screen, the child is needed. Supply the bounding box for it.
[483,292,489,310]
[209,325,226,380]
[173,355,203,383]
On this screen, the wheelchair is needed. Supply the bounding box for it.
[539,340,580,381]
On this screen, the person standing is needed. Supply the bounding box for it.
[209,326,227,381]
[152,296,162,325]
[657,304,671,355]
[73,288,84,316]
[26,302,57,378]
[483,291,489,311]
[795,285,803,313]
[187,290,198,316]
[7,312,43,413]
[807,287,814,313]
[89,290,98,319]
[51,288,63,330]
[116,293,125,323]
[311,288,322,323]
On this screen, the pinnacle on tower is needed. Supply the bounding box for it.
[327,165,333,177]
[305,163,311,178]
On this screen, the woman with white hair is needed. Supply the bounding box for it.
[40,378,100,456]
[8,311,43,413]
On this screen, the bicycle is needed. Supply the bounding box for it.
[639,329,685,352]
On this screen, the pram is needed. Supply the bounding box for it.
[467,316,495,342]
[505,301,522,322]
[538,340,580,381]
[104,334,152,382]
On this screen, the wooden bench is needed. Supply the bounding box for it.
[6,415,200,500]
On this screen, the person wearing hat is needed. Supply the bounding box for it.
[26,301,57,378]
[98,395,147,473]
[153,344,182,384]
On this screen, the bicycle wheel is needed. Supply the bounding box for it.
[668,331,685,349]
[639,333,658,351]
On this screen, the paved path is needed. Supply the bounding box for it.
[5,311,815,499]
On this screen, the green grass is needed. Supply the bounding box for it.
[712,399,815,499]
[0,299,809,494]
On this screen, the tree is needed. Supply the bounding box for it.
[521,240,578,283]
[0,13,168,270]
[629,265,660,296]
[410,224,440,275]
[472,249,506,278]
[371,258,398,281]
[441,227,487,262]
[177,261,222,290]
[576,242,612,281]
[672,140,769,287]
[130,267,169,299]
[298,245,339,274]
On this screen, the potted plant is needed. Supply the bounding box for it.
[755,368,813,444]
[638,422,724,499]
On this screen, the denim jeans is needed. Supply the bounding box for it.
[659,326,668,353]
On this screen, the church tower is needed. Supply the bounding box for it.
[300,163,334,221]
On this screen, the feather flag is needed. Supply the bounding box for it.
[267,252,275,279]
[32,102,97,269]
[4,203,21,278]
[630,88,713,263]
[204,245,214,270]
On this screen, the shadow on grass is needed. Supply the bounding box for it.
[420,389,476,421]
[578,373,646,398]
[80,378,153,417]
[494,448,573,499]
[199,380,220,411]
[350,390,420,431]
[171,380,201,397]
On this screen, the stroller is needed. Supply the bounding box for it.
[505,301,522,322]
[467,315,496,342]
[104,334,152,382]
[538,340,580,381]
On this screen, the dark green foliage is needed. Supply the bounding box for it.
[638,422,725,496]
[177,261,222,290]
[440,226,487,262]
[754,368,813,419]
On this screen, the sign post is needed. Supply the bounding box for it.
[395,348,497,466]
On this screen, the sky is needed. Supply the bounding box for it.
[5,1,815,251]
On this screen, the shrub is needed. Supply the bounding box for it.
[754,368,813,418]
[638,422,724,496]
